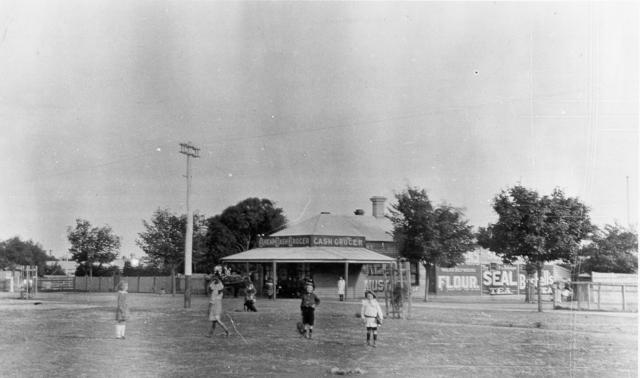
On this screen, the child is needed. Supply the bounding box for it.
[337,276,345,302]
[115,281,129,339]
[208,275,230,337]
[300,284,320,339]
[360,290,383,347]
[244,278,257,312]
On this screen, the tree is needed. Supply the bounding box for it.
[477,186,592,312]
[389,187,475,302]
[200,216,241,272]
[43,262,67,276]
[122,260,169,277]
[137,209,205,294]
[579,224,638,274]
[202,198,286,268]
[0,237,52,275]
[67,219,121,280]
[74,264,120,277]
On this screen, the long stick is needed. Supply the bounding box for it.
[226,313,248,344]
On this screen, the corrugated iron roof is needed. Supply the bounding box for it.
[271,213,393,242]
[221,246,395,263]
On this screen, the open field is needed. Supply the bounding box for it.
[1,293,637,377]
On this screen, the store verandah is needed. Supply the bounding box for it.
[221,246,395,300]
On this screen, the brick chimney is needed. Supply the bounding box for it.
[370,196,386,218]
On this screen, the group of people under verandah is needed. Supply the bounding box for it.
[114,272,386,346]
[265,275,316,299]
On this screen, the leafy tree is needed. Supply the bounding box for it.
[122,260,170,277]
[477,186,592,312]
[43,262,67,276]
[200,216,241,273]
[389,187,475,301]
[202,198,286,268]
[137,209,205,294]
[0,237,52,275]
[67,219,121,280]
[74,264,120,277]
[579,224,638,274]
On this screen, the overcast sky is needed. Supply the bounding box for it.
[1,1,637,259]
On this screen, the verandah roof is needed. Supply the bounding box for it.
[221,246,395,264]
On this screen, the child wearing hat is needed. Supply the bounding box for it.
[300,284,320,339]
[207,275,230,337]
[360,290,383,347]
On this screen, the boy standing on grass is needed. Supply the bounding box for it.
[208,275,230,337]
[115,281,129,339]
[361,290,383,347]
[244,277,257,312]
[300,284,320,339]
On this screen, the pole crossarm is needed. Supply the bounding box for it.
[179,142,201,158]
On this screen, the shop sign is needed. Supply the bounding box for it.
[258,235,366,248]
[482,265,556,295]
[482,264,521,295]
[258,236,310,248]
[311,236,365,247]
[363,279,390,293]
[436,266,481,294]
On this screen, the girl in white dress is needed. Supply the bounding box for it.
[360,290,383,347]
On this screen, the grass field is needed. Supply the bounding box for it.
[1,292,637,377]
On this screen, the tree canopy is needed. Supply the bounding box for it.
[0,237,53,275]
[477,185,593,311]
[67,219,120,277]
[201,197,286,268]
[137,209,205,272]
[579,224,638,274]
[389,187,475,300]
[137,209,204,294]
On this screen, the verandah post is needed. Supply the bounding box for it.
[344,262,349,301]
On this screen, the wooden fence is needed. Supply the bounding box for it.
[36,275,211,295]
[554,282,638,312]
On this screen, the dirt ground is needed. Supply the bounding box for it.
[0,292,636,377]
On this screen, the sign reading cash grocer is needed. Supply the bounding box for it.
[258,235,366,248]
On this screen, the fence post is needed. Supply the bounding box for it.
[405,261,412,320]
[98,277,102,292]
[153,276,157,294]
[597,284,601,311]
[621,285,626,311]
[586,284,591,310]
[138,276,141,293]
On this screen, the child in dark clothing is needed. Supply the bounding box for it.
[244,278,257,312]
[300,284,320,339]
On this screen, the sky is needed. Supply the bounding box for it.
[0,1,637,259]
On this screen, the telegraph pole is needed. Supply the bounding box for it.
[180,142,200,308]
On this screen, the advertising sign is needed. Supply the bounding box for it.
[258,235,365,248]
[481,264,522,295]
[436,265,481,295]
[258,236,311,248]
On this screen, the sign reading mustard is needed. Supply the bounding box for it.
[258,235,365,248]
